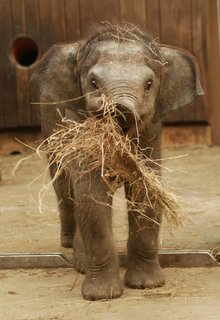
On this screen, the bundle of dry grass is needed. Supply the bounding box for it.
[38,101,184,227]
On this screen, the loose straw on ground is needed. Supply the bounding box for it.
[37,99,184,227]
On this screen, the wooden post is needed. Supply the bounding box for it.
[207,0,220,144]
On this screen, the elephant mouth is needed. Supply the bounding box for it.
[88,104,138,134]
[113,107,138,131]
[114,113,135,128]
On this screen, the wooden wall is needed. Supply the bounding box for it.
[207,0,220,144]
[0,0,211,129]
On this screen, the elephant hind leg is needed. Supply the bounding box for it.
[57,184,86,270]
[49,163,76,248]
[59,197,75,248]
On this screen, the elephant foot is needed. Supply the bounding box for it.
[61,232,74,248]
[82,272,123,301]
[125,260,165,289]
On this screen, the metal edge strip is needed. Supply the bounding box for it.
[0,250,219,269]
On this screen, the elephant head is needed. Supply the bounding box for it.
[31,25,204,136]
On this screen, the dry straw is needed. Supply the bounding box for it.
[38,98,184,227]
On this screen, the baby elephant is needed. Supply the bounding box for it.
[32,25,204,300]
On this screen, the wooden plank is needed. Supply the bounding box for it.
[119,0,147,30]
[15,67,30,126]
[73,0,120,40]
[79,0,110,37]
[38,0,66,52]
[11,0,26,35]
[207,0,220,144]
[219,0,220,47]
[192,0,209,121]
[0,128,41,155]
[191,0,209,122]
[38,0,54,53]
[160,0,197,123]
[0,0,17,128]
[78,0,97,37]
[162,125,211,148]
[91,0,108,22]
[65,0,81,41]
[119,0,134,23]
[103,0,120,24]
[25,0,41,126]
[51,0,67,43]
[160,0,192,50]
[11,0,31,127]
[146,0,160,39]
[133,0,147,30]
[25,0,40,41]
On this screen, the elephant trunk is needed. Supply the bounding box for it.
[106,82,141,128]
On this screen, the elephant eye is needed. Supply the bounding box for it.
[145,79,153,91]
[91,78,99,90]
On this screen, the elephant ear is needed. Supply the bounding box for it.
[31,42,82,110]
[153,45,204,121]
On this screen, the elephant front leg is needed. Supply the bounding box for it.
[125,207,165,289]
[74,175,123,300]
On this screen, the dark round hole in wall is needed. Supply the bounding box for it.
[11,37,38,67]
[10,150,22,156]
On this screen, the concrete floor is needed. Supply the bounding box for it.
[1,267,220,320]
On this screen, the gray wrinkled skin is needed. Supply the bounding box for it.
[31,26,204,301]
